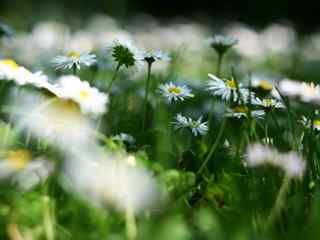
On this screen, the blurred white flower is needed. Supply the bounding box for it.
[278,79,301,97]
[208,35,238,55]
[173,113,208,136]
[246,143,306,178]
[251,76,274,91]
[207,74,248,102]
[139,49,171,64]
[159,82,194,102]
[57,75,109,116]
[300,116,320,131]
[0,149,54,190]
[64,151,159,214]
[252,98,285,109]
[12,92,96,149]
[52,51,97,70]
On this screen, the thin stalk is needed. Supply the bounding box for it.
[125,204,137,240]
[142,63,152,132]
[207,53,224,130]
[265,176,291,230]
[42,195,55,240]
[106,63,121,94]
[72,65,77,76]
[197,117,227,175]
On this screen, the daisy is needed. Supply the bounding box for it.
[139,49,171,64]
[301,116,320,131]
[208,35,238,55]
[106,38,143,68]
[207,74,248,102]
[245,143,306,178]
[226,105,265,119]
[252,97,285,110]
[52,51,97,70]
[0,59,50,89]
[57,75,109,116]
[159,82,194,102]
[0,149,54,190]
[251,77,274,91]
[278,79,301,97]
[300,82,320,103]
[173,113,208,136]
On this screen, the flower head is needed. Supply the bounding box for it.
[246,143,306,178]
[207,74,248,102]
[57,75,109,116]
[111,133,136,145]
[106,39,142,68]
[159,82,194,102]
[173,114,208,136]
[208,35,238,55]
[251,77,274,91]
[226,105,265,119]
[52,51,97,70]
[140,49,171,64]
[252,97,285,110]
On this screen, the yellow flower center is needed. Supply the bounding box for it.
[259,80,273,91]
[234,106,248,113]
[313,119,320,128]
[79,90,90,100]
[0,59,20,70]
[226,79,237,89]
[263,98,274,107]
[67,51,81,60]
[6,149,31,170]
[168,86,182,95]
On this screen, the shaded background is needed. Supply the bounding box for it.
[1,0,320,32]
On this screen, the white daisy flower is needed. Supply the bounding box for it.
[278,79,301,97]
[207,74,248,102]
[57,75,109,116]
[0,149,54,190]
[226,106,265,119]
[173,113,208,136]
[300,82,320,103]
[52,51,97,70]
[111,133,136,145]
[159,82,194,102]
[252,97,285,109]
[246,143,306,178]
[106,38,143,69]
[139,49,171,64]
[300,116,320,131]
[251,77,274,91]
[208,35,238,55]
[0,59,49,88]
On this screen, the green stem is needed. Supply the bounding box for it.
[142,63,152,132]
[72,65,77,76]
[125,204,137,240]
[197,117,227,175]
[106,63,121,94]
[265,176,291,230]
[43,195,55,240]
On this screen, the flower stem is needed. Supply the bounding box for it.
[197,117,227,175]
[125,204,137,240]
[265,176,291,230]
[72,65,77,76]
[42,195,55,240]
[106,63,121,94]
[142,63,152,132]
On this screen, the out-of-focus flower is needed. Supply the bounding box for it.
[251,77,274,91]
[12,92,96,149]
[252,98,285,110]
[159,82,194,102]
[246,143,306,178]
[226,106,265,119]
[52,51,97,70]
[0,149,54,190]
[208,35,238,55]
[173,113,208,136]
[57,75,109,116]
[106,38,142,68]
[111,133,135,145]
[64,151,159,214]
[279,79,320,104]
[0,59,49,88]
[207,74,248,102]
[139,49,171,64]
